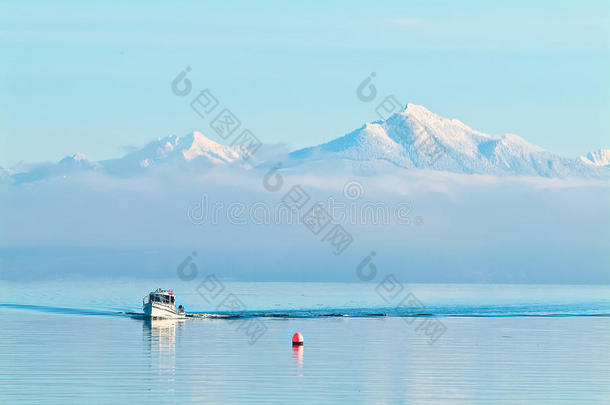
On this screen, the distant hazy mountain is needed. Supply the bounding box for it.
[288,104,600,177]
[5,105,607,184]
[580,149,610,168]
[11,153,101,183]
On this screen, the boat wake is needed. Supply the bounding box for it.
[0,303,122,317]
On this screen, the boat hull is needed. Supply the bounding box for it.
[143,302,186,319]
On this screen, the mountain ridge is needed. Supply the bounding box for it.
[286,104,600,177]
[5,104,607,183]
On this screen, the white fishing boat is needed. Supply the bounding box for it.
[143,288,186,319]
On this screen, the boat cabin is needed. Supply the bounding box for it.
[148,288,175,305]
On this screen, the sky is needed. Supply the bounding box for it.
[1,0,609,167]
[1,1,609,283]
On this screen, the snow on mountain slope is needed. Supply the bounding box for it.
[288,104,598,178]
[101,131,241,175]
[580,149,610,167]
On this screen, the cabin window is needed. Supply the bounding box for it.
[149,294,173,304]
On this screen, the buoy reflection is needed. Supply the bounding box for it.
[292,345,304,376]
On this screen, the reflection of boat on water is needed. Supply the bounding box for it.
[143,318,184,347]
[142,288,186,319]
[143,318,184,376]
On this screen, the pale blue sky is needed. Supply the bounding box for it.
[1,0,609,166]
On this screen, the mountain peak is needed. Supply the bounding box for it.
[59,153,100,168]
[179,131,240,163]
[399,103,474,133]
[287,103,599,177]
[403,102,433,116]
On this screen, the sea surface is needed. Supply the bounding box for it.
[1,280,609,404]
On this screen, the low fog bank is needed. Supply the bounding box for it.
[1,167,608,283]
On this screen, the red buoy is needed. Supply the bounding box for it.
[292,332,304,346]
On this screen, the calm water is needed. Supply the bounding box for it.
[1,281,609,404]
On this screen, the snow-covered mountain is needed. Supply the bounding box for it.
[10,132,243,183]
[288,104,600,177]
[4,105,607,184]
[100,131,241,175]
[580,149,610,168]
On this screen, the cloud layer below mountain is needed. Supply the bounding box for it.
[1,165,608,283]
